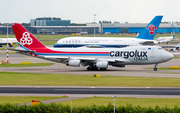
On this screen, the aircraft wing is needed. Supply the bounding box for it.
[43,56,96,60]
[43,56,129,63]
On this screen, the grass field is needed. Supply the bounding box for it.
[1,96,180,108]
[1,72,180,87]
[41,41,57,45]
[56,97,180,108]
[173,56,180,59]
[0,63,53,67]
[0,96,65,105]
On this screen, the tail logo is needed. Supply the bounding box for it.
[146,24,157,35]
[20,32,33,45]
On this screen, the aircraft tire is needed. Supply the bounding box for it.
[100,68,107,71]
[87,67,99,71]
[87,67,91,71]
[153,68,157,71]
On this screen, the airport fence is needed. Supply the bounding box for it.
[0,103,180,113]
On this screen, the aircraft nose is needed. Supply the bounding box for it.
[163,51,174,61]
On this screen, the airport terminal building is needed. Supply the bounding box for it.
[30,17,71,26]
[0,17,180,34]
[99,22,179,34]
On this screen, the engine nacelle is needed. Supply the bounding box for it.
[67,60,81,67]
[96,62,108,68]
[9,42,14,47]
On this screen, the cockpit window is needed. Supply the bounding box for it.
[158,48,162,50]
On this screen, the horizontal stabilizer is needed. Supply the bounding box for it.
[9,48,35,52]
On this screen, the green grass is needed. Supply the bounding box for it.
[1,72,180,86]
[0,52,17,54]
[0,63,53,67]
[0,96,65,105]
[56,97,180,108]
[145,67,180,70]
[41,41,57,45]
[1,95,180,108]
[0,35,15,38]
[174,56,180,59]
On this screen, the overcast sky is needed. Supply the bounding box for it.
[1,0,179,24]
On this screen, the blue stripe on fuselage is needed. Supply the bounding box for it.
[53,43,129,48]
[35,53,109,56]
[18,42,31,51]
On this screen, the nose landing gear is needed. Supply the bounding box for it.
[154,64,158,71]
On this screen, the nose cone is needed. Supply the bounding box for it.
[163,51,174,61]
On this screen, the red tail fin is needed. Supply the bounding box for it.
[11,23,46,49]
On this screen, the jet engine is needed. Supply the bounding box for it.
[96,62,108,68]
[9,42,14,47]
[66,60,81,67]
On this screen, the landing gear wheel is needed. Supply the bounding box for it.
[153,68,157,71]
[93,67,99,71]
[87,66,99,71]
[154,64,158,71]
[100,68,107,71]
[87,67,91,71]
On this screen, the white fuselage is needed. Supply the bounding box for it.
[42,46,173,65]
[157,36,174,43]
[54,37,158,48]
[0,38,17,46]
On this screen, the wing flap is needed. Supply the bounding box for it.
[43,56,96,61]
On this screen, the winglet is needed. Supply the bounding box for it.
[136,15,163,40]
[11,23,46,50]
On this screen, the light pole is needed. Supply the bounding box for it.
[7,24,9,63]
[112,96,116,113]
[94,14,96,37]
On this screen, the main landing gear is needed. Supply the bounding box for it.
[87,66,98,71]
[153,64,158,71]
[87,66,107,71]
